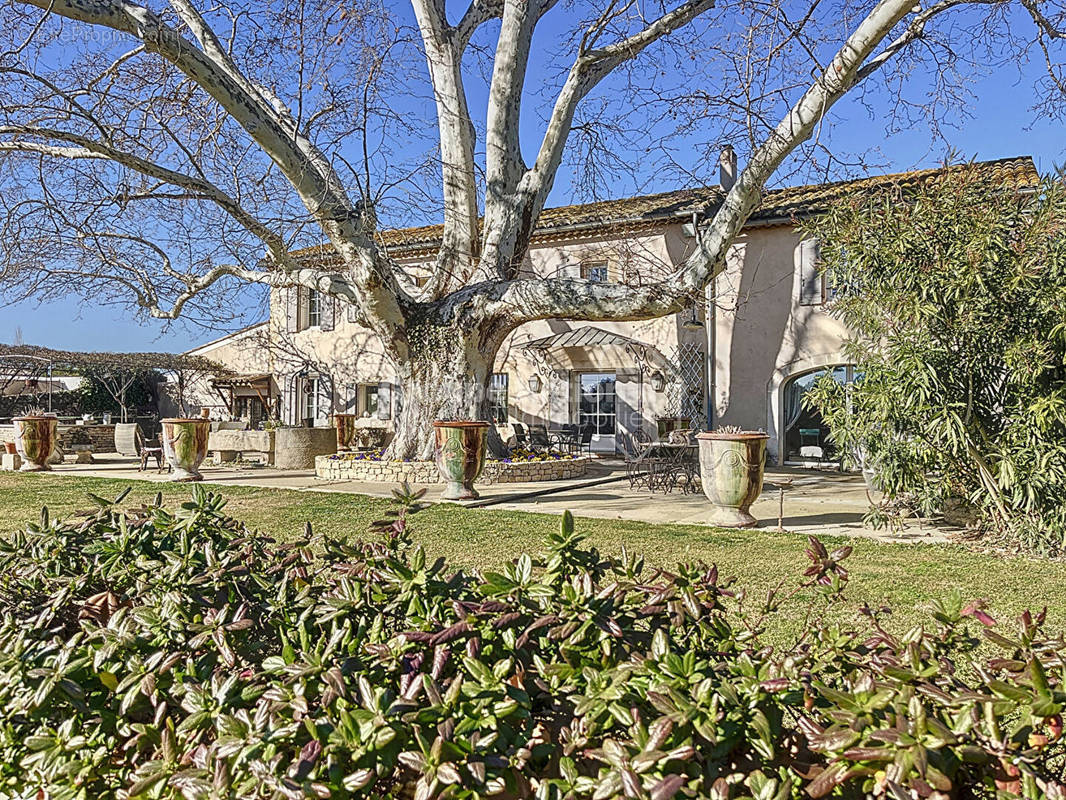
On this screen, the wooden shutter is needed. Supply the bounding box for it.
[377,382,392,420]
[798,239,823,306]
[320,296,336,331]
[284,288,299,332]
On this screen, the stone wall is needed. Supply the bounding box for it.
[315,455,589,484]
[0,423,118,453]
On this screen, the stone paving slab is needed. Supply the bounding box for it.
[39,454,952,544]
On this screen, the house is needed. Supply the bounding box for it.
[188,156,1039,465]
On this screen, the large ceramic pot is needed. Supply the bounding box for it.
[161,418,211,481]
[696,431,769,528]
[12,416,58,472]
[433,421,489,500]
[334,413,358,451]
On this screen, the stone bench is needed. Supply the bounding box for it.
[208,429,275,465]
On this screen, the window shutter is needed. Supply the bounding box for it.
[377,382,392,420]
[346,301,358,323]
[798,239,823,306]
[320,296,336,331]
[284,288,299,332]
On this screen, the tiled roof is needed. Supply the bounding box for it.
[295,156,1038,259]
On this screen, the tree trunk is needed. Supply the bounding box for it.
[385,323,509,462]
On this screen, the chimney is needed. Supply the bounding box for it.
[719,145,737,191]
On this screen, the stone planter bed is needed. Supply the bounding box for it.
[315,454,590,484]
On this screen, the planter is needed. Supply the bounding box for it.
[161,418,211,481]
[4,442,16,455]
[656,416,692,437]
[333,413,358,451]
[696,431,769,528]
[12,416,57,472]
[274,426,337,469]
[433,421,489,500]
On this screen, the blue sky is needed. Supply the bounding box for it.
[6,5,1064,354]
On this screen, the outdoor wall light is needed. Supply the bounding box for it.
[651,370,666,392]
[528,374,543,393]
[681,305,704,331]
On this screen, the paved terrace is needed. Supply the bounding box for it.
[35,454,953,543]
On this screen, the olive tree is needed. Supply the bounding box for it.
[0,0,1063,457]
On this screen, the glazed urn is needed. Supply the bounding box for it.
[334,413,359,451]
[433,421,489,500]
[161,418,211,481]
[12,416,57,472]
[696,431,769,528]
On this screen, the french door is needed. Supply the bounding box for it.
[577,372,617,453]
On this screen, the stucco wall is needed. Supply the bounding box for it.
[709,225,851,464]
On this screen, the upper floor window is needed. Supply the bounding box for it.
[798,239,825,306]
[307,289,322,327]
[581,260,610,283]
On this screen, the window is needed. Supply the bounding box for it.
[363,384,379,416]
[798,239,824,305]
[581,260,610,283]
[307,289,322,327]
[488,373,508,423]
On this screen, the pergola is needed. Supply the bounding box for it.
[0,344,229,419]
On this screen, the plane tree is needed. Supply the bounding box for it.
[0,0,1063,457]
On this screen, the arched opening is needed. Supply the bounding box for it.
[781,364,858,465]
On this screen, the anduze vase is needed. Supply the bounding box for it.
[13,416,58,472]
[697,431,769,528]
[161,418,211,481]
[433,421,489,500]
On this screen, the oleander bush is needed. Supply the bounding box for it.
[1,486,1065,799]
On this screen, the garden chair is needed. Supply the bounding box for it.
[511,422,529,449]
[624,429,653,489]
[528,424,558,455]
[115,423,166,472]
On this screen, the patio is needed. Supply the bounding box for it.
[37,452,951,543]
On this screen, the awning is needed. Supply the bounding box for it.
[210,373,273,389]
[520,326,672,370]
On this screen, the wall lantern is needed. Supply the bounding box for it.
[528,374,543,393]
[681,304,704,331]
[650,370,666,392]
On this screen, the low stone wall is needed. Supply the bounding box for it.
[0,423,117,454]
[315,455,589,484]
[209,429,275,464]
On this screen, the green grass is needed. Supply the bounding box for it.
[2,472,1063,642]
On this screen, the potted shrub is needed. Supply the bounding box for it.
[160,417,211,481]
[696,426,770,528]
[333,413,358,451]
[433,420,489,500]
[12,411,58,472]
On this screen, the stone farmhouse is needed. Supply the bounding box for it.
[188,156,1039,465]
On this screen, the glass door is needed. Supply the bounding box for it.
[577,372,617,453]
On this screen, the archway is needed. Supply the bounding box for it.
[765,355,855,466]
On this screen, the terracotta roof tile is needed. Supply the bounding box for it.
[295,156,1038,259]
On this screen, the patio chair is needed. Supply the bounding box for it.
[511,422,529,449]
[527,424,558,454]
[573,426,594,458]
[624,429,654,489]
[115,423,166,472]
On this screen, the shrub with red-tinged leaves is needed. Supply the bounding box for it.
[0,485,1064,799]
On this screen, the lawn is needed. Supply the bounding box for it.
[1,471,1062,642]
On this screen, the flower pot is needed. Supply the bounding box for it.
[656,416,692,437]
[12,416,58,472]
[333,413,358,451]
[161,418,211,481]
[4,442,16,455]
[696,431,769,528]
[433,421,489,500]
